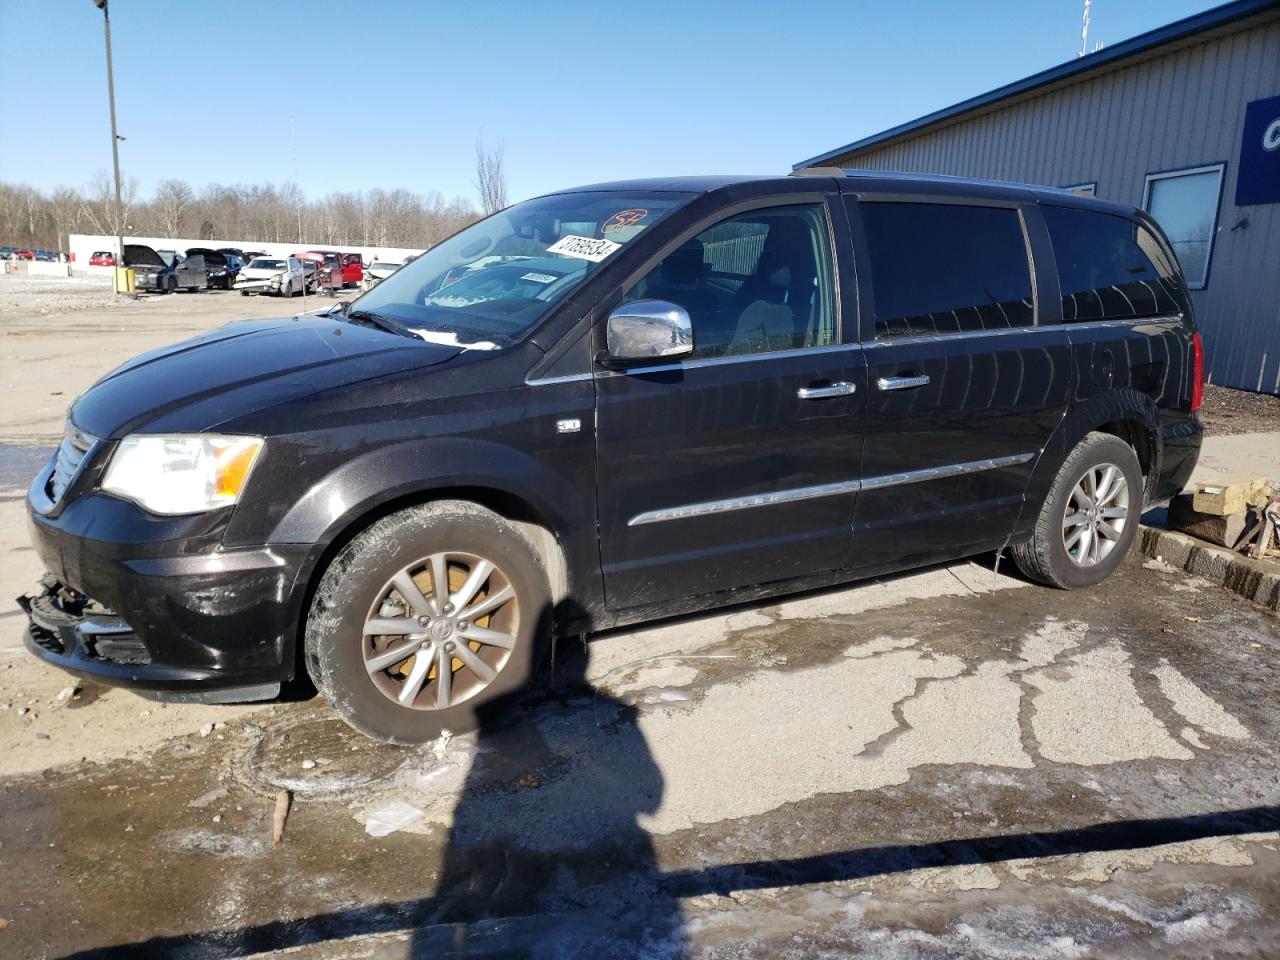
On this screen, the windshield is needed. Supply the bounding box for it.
[248,259,286,270]
[350,191,689,347]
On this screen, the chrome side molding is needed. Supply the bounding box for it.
[628,452,1037,526]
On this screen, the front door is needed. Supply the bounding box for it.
[595,199,865,609]
[846,196,1072,571]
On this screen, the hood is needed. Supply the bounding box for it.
[186,247,228,268]
[123,244,166,268]
[238,264,288,280]
[70,315,462,438]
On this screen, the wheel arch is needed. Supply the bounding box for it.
[1013,389,1162,541]
[272,437,593,682]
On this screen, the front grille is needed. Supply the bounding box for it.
[49,422,97,503]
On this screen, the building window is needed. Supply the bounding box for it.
[860,202,1034,338]
[1142,164,1225,289]
[1062,182,1096,197]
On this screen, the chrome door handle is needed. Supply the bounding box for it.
[797,381,857,400]
[877,374,931,391]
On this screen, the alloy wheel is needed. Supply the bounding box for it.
[1062,462,1130,567]
[361,551,520,710]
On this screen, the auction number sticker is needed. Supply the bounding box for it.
[521,272,558,283]
[547,234,621,262]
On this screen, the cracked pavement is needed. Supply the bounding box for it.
[1,552,1276,959]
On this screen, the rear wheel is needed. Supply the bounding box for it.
[1011,431,1143,589]
[306,501,551,743]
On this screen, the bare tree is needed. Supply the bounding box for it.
[153,179,194,238]
[1,176,481,253]
[80,170,138,238]
[473,137,508,215]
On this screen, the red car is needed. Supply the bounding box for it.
[13,250,35,261]
[89,251,116,267]
[341,253,364,287]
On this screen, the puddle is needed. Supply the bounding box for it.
[0,442,54,491]
[237,714,417,799]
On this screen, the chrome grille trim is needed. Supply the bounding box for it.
[48,422,100,504]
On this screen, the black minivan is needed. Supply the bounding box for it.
[21,173,1204,742]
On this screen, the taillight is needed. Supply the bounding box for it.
[1190,332,1205,411]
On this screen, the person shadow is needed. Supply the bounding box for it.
[414,626,687,958]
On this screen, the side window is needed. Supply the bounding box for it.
[624,203,836,359]
[861,202,1034,339]
[1042,206,1184,322]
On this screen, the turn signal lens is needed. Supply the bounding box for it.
[1191,332,1205,412]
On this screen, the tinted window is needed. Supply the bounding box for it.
[861,202,1034,339]
[625,203,836,359]
[1043,206,1184,322]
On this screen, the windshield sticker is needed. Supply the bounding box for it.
[601,208,649,234]
[408,328,499,351]
[520,272,558,283]
[546,234,621,262]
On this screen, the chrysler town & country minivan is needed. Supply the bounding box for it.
[21,172,1204,742]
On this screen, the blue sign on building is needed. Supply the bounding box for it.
[1236,93,1280,206]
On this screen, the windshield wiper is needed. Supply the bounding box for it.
[345,308,412,337]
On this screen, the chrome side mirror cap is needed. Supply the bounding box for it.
[605,299,693,363]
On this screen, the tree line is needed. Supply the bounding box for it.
[0,174,485,254]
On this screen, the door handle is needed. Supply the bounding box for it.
[797,381,857,400]
[877,374,931,391]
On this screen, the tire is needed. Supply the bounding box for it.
[165,276,177,295]
[240,290,250,296]
[305,501,552,743]
[1011,431,1143,589]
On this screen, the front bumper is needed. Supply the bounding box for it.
[23,484,315,698]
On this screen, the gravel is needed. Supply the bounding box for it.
[1198,384,1280,436]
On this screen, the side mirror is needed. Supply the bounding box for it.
[605,299,693,364]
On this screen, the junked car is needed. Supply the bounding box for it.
[362,259,405,289]
[21,173,1203,743]
[233,256,309,297]
[186,248,240,290]
[124,244,207,294]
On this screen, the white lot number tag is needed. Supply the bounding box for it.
[546,234,621,262]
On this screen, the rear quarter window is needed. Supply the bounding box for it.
[861,202,1034,339]
[1042,206,1186,322]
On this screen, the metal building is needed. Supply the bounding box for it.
[795,0,1280,394]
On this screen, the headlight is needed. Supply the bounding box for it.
[101,434,264,515]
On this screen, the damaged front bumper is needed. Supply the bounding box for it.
[22,487,316,702]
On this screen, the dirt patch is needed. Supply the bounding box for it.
[1198,384,1280,437]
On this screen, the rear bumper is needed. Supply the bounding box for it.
[23,489,315,696]
[1155,416,1203,503]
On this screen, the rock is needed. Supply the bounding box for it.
[301,759,317,770]
[212,814,222,823]
[16,707,29,717]
[56,685,78,702]
[199,723,214,738]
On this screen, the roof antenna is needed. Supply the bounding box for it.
[1079,0,1104,57]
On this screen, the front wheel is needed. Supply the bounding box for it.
[1011,431,1143,589]
[305,501,551,743]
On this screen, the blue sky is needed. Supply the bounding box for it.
[0,0,1221,205]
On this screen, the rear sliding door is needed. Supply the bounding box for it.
[843,194,1073,572]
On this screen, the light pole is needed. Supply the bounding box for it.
[92,0,126,286]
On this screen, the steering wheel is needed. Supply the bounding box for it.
[447,233,497,265]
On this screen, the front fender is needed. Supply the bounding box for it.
[267,435,587,548]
